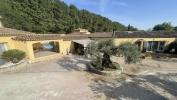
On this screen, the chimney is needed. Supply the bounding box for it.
[0,16,3,28]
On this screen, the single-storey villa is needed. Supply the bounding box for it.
[0,24,177,63]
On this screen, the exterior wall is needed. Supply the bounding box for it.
[25,39,72,61]
[58,40,72,55]
[0,36,176,63]
[13,40,29,58]
[0,37,15,50]
[113,38,176,46]
[16,37,177,62]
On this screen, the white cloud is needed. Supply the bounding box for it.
[98,0,128,12]
[113,1,128,6]
[64,0,128,13]
[99,0,109,12]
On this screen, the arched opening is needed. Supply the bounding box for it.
[135,39,144,51]
[33,41,59,58]
[71,39,92,55]
[72,42,84,55]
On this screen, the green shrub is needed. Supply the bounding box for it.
[119,42,141,64]
[91,55,103,70]
[1,49,26,63]
[86,40,120,71]
[111,62,120,70]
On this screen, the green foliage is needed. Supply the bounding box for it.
[119,42,141,64]
[127,24,138,31]
[98,40,116,55]
[86,40,119,70]
[86,40,116,58]
[174,27,177,32]
[0,0,126,33]
[153,22,174,32]
[1,49,26,63]
[165,41,177,54]
[85,41,99,58]
[91,54,103,70]
[112,62,120,70]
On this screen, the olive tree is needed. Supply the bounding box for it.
[118,42,141,64]
[85,40,119,70]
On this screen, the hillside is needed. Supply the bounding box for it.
[0,0,127,34]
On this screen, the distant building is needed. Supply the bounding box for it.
[74,28,90,34]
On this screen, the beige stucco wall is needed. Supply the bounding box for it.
[59,40,72,55]
[0,37,72,61]
[0,37,15,49]
[24,39,72,61]
[113,38,176,46]
[13,40,29,59]
[0,36,176,62]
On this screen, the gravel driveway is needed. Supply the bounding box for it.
[90,58,177,100]
[0,55,94,100]
[0,56,177,100]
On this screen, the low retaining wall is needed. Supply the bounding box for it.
[0,60,28,73]
[87,63,121,75]
[29,54,63,63]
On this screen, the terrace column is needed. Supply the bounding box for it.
[26,42,35,61]
[140,41,144,51]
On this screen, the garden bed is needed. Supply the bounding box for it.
[87,63,121,75]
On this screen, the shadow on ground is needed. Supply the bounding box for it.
[56,56,91,71]
[89,73,177,100]
[11,55,91,73]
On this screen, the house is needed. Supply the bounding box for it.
[0,20,177,63]
[74,28,91,34]
[112,31,177,52]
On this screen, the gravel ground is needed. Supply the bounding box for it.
[0,56,177,100]
[90,58,177,100]
[0,56,95,100]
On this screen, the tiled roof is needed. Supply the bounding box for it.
[114,31,177,38]
[88,32,113,38]
[13,34,62,41]
[12,34,89,41]
[12,31,177,41]
[1,27,177,41]
[68,31,177,38]
[68,32,113,38]
[0,28,34,36]
[13,32,113,41]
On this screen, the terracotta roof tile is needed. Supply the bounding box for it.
[68,32,113,38]
[13,34,62,41]
[114,31,177,38]
[0,28,34,36]
[1,27,177,41]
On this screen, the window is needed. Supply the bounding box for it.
[145,41,165,52]
[158,42,165,51]
[0,43,7,55]
[146,41,153,51]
